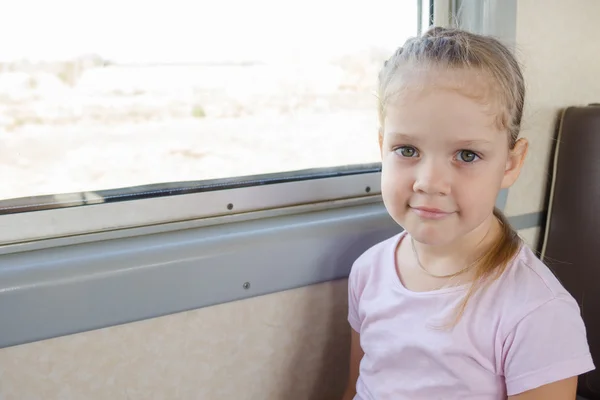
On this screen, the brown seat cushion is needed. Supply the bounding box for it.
[541,104,600,398]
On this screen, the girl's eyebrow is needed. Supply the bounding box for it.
[453,139,493,147]
[386,132,493,147]
[385,132,418,142]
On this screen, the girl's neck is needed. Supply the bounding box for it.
[412,213,501,269]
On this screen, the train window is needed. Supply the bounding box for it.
[0,0,426,245]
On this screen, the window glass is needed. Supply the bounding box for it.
[0,0,419,202]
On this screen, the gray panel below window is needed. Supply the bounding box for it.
[0,203,400,349]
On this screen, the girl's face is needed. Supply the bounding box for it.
[380,69,527,247]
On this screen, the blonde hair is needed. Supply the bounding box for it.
[378,26,524,324]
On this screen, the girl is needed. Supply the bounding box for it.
[343,27,594,400]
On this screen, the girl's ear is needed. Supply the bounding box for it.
[501,138,528,189]
[378,127,384,156]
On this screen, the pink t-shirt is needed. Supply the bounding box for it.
[348,231,595,399]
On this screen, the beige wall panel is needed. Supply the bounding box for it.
[0,280,351,400]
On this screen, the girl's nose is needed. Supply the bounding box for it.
[412,158,451,195]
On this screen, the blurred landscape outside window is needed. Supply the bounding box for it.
[0,0,418,201]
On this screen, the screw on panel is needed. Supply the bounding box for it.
[365,186,371,193]
[243,282,251,290]
[227,203,234,210]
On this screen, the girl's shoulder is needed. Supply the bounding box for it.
[347,231,404,299]
[500,244,574,300]
[488,243,582,329]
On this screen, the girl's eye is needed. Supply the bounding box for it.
[456,150,479,163]
[396,146,419,158]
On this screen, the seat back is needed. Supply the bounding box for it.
[541,105,600,398]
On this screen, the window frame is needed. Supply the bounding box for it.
[0,165,382,247]
[0,1,435,247]
[0,0,521,249]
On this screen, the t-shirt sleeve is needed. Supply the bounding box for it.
[347,262,362,333]
[502,296,595,396]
